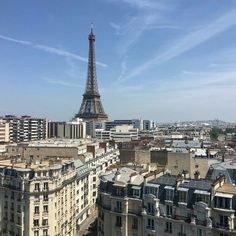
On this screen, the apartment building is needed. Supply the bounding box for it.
[0,119,9,143]
[0,158,76,236]
[1,115,47,143]
[1,138,120,235]
[97,171,236,236]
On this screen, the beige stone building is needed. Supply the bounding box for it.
[0,157,76,236]
[0,139,120,236]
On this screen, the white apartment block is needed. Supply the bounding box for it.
[1,115,47,143]
[97,170,236,236]
[96,125,139,141]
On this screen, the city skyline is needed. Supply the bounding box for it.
[1,0,236,122]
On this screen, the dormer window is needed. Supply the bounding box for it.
[178,188,188,203]
[145,184,159,196]
[194,190,210,204]
[165,186,174,201]
[214,192,233,209]
[132,186,141,198]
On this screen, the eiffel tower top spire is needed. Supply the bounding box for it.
[75,28,108,121]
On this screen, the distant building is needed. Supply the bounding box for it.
[96,125,139,142]
[48,118,86,139]
[1,115,47,143]
[0,119,9,143]
[105,119,153,131]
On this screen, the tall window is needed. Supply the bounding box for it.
[43,205,48,213]
[219,215,228,227]
[34,219,39,227]
[34,206,39,214]
[34,183,40,192]
[43,182,49,191]
[166,205,172,217]
[166,189,174,201]
[147,202,154,215]
[166,222,172,233]
[116,201,122,211]
[43,229,48,236]
[132,217,138,229]
[147,218,154,230]
[116,216,122,227]
[179,191,187,203]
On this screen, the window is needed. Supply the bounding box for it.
[43,195,48,201]
[42,218,48,226]
[133,188,140,198]
[115,187,123,196]
[116,216,122,227]
[146,186,157,196]
[34,219,39,227]
[34,206,39,214]
[165,222,172,233]
[132,217,138,229]
[219,215,228,228]
[43,205,48,213]
[43,182,48,191]
[197,229,205,236]
[196,194,209,204]
[147,218,154,230]
[166,189,174,201]
[214,197,231,209]
[147,202,154,215]
[34,231,39,236]
[116,201,122,211]
[43,229,48,236]
[179,191,187,203]
[35,183,40,192]
[166,205,172,217]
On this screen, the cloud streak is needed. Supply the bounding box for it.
[44,78,83,88]
[0,34,108,68]
[122,7,236,81]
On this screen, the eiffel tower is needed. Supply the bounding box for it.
[75,28,108,122]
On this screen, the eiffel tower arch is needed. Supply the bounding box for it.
[75,28,108,136]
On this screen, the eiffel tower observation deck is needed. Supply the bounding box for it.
[75,27,108,121]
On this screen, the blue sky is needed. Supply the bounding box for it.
[1,0,236,122]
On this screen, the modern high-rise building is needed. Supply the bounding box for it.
[74,28,108,136]
[1,115,47,143]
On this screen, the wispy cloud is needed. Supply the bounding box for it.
[109,0,167,10]
[0,34,108,68]
[0,34,32,45]
[121,8,236,81]
[44,77,83,88]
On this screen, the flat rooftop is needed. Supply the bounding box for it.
[0,158,73,170]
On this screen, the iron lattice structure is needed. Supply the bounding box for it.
[75,29,108,121]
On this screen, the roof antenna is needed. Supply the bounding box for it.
[91,22,94,33]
